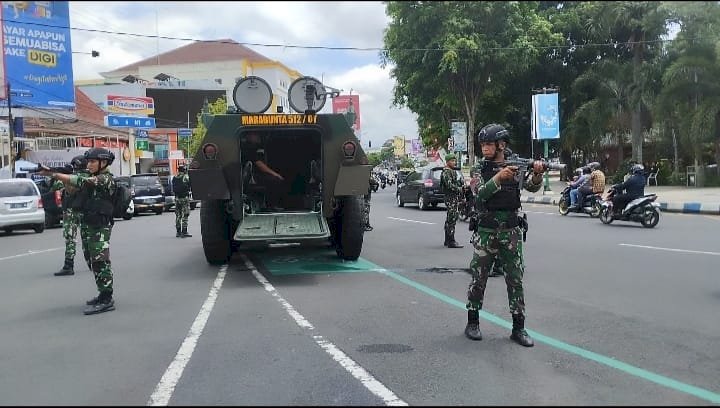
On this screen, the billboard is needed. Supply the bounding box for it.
[0,1,75,109]
[450,121,467,152]
[393,135,405,157]
[532,93,560,140]
[332,94,360,136]
[145,88,226,129]
[107,95,155,116]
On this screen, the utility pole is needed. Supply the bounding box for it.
[6,83,15,178]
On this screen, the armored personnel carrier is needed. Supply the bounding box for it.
[188,76,371,265]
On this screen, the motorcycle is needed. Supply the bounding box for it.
[558,185,602,218]
[598,186,661,228]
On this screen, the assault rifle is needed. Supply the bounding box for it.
[19,163,74,174]
[491,152,566,183]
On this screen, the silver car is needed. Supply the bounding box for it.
[0,178,46,234]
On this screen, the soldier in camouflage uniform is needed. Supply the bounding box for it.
[364,175,380,231]
[41,148,117,315]
[440,153,464,248]
[464,124,546,347]
[173,164,192,238]
[52,155,88,276]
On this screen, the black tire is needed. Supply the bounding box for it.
[418,194,428,210]
[396,193,404,207]
[155,208,163,215]
[34,223,45,233]
[334,196,365,261]
[558,198,570,216]
[45,213,57,228]
[641,208,660,228]
[122,213,133,220]
[599,207,614,224]
[589,202,602,218]
[4,228,12,234]
[200,199,232,265]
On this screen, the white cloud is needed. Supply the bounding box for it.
[68,1,417,147]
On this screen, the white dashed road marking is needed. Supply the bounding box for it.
[0,247,63,262]
[619,244,720,256]
[387,216,435,225]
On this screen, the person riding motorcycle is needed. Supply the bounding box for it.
[610,164,646,214]
[568,167,591,210]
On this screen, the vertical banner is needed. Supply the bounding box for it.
[0,1,75,109]
[532,93,560,140]
[450,121,467,152]
[392,135,405,156]
[332,94,361,137]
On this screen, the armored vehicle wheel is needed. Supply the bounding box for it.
[200,199,232,265]
[333,196,365,261]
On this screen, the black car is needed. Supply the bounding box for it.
[118,174,165,215]
[34,177,63,227]
[396,166,465,210]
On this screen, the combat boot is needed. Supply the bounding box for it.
[510,313,534,347]
[84,292,115,315]
[176,228,182,238]
[464,310,483,340]
[181,227,192,238]
[446,231,463,248]
[54,259,74,276]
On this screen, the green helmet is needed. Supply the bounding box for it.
[445,153,457,162]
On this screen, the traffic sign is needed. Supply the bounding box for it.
[105,115,156,129]
[136,140,149,150]
[178,128,192,138]
[135,129,149,139]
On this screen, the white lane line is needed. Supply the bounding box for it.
[148,264,228,406]
[387,216,435,225]
[0,247,62,262]
[241,254,407,406]
[619,244,720,256]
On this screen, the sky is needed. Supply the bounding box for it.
[69,1,418,150]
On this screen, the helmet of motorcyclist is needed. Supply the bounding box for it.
[582,166,591,175]
[631,163,644,175]
[574,168,583,177]
[70,155,87,170]
[84,148,115,166]
[588,161,601,170]
[178,164,187,172]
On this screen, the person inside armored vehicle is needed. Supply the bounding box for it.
[241,131,321,211]
[241,131,285,209]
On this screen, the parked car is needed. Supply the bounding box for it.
[161,176,199,212]
[34,177,63,228]
[396,166,464,210]
[0,178,46,234]
[116,174,165,215]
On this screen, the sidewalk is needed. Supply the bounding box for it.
[521,177,720,215]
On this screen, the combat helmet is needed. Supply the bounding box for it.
[84,148,115,166]
[70,155,87,170]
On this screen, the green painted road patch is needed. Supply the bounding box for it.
[261,249,378,276]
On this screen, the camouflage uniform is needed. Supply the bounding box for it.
[467,157,542,315]
[364,176,379,231]
[68,169,116,298]
[173,171,192,237]
[440,166,463,247]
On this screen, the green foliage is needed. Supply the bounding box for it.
[188,97,228,161]
[399,156,414,169]
[367,152,382,167]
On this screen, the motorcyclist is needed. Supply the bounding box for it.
[568,167,591,210]
[611,164,646,214]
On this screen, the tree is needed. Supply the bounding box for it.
[189,97,228,161]
[383,1,561,166]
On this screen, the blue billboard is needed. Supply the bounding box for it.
[532,93,560,140]
[1,1,75,109]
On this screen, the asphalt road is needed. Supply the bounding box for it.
[1,190,718,405]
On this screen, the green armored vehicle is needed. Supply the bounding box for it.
[188,76,371,265]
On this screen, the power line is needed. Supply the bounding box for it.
[0,17,708,53]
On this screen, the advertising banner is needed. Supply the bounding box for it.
[106,95,154,116]
[411,139,422,155]
[0,1,75,109]
[450,121,467,152]
[532,93,560,140]
[332,94,361,136]
[393,135,405,157]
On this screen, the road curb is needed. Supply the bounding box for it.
[521,196,720,215]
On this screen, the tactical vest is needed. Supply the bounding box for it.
[64,188,89,210]
[83,176,115,227]
[480,160,521,211]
